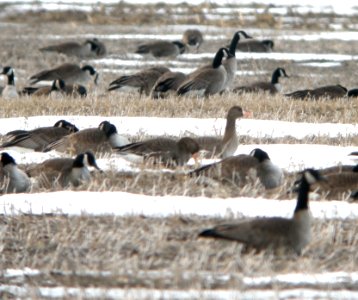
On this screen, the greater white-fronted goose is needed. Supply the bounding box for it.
[151,71,187,99]
[0,152,31,193]
[233,67,289,94]
[182,29,204,51]
[27,151,101,188]
[285,84,347,100]
[135,41,186,58]
[1,119,79,152]
[193,106,251,158]
[115,137,200,167]
[108,66,170,96]
[29,63,98,86]
[177,47,228,97]
[39,38,105,58]
[223,30,251,91]
[199,169,326,255]
[235,39,274,52]
[44,121,129,155]
[0,66,19,100]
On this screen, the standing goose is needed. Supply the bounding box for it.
[285,84,347,100]
[108,66,169,96]
[235,39,274,52]
[29,63,98,86]
[27,151,101,188]
[193,106,251,158]
[182,29,204,51]
[0,66,19,100]
[151,71,187,99]
[44,121,129,155]
[135,41,186,58]
[223,31,252,91]
[39,39,105,58]
[0,152,31,193]
[1,120,78,152]
[177,47,229,97]
[233,67,289,94]
[199,169,326,255]
[116,137,200,167]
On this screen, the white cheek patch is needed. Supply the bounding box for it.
[304,171,317,185]
[279,69,285,77]
[83,154,90,167]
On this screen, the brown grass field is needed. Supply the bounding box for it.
[1,2,358,298]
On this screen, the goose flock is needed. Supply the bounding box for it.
[1,26,358,256]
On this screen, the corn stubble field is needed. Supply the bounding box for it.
[1,1,358,298]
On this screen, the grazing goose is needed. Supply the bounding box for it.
[223,31,252,91]
[22,79,87,97]
[27,151,101,188]
[285,84,348,100]
[0,152,31,193]
[182,29,204,51]
[233,67,289,94]
[348,89,358,98]
[1,120,78,152]
[39,38,106,58]
[44,121,129,155]
[199,169,326,255]
[193,106,251,158]
[116,137,200,167]
[0,66,19,100]
[177,47,229,97]
[108,66,170,96]
[29,63,98,86]
[151,71,187,99]
[235,39,274,52]
[135,41,186,58]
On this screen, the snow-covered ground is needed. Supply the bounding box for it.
[0,115,356,219]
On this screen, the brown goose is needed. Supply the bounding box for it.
[115,137,199,167]
[44,121,129,155]
[151,71,187,99]
[234,67,289,94]
[199,169,326,255]
[177,47,228,97]
[29,63,98,86]
[135,41,186,58]
[39,38,106,58]
[193,106,251,158]
[1,120,78,152]
[285,84,347,100]
[22,79,87,97]
[108,66,170,96]
[0,66,19,100]
[27,151,101,188]
[235,39,274,52]
[182,29,204,51]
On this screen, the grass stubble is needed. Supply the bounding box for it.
[1,4,358,298]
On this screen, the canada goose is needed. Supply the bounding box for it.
[27,151,101,188]
[44,121,129,155]
[0,66,19,100]
[22,79,87,97]
[151,71,186,99]
[222,31,252,91]
[39,38,106,58]
[193,106,251,158]
[116,137,200,167]
[0,152,31,193]
[348,89,358,98]
[108,66,170,96]
[182,29,204,51]
[1,120,78,152]
[233,67,289,94]
[285,84,347,100]
[235,39,274,52]
[29,63,98,86]
[177,47,228,97]
[135,41,186,58]
[199,169,326,255]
